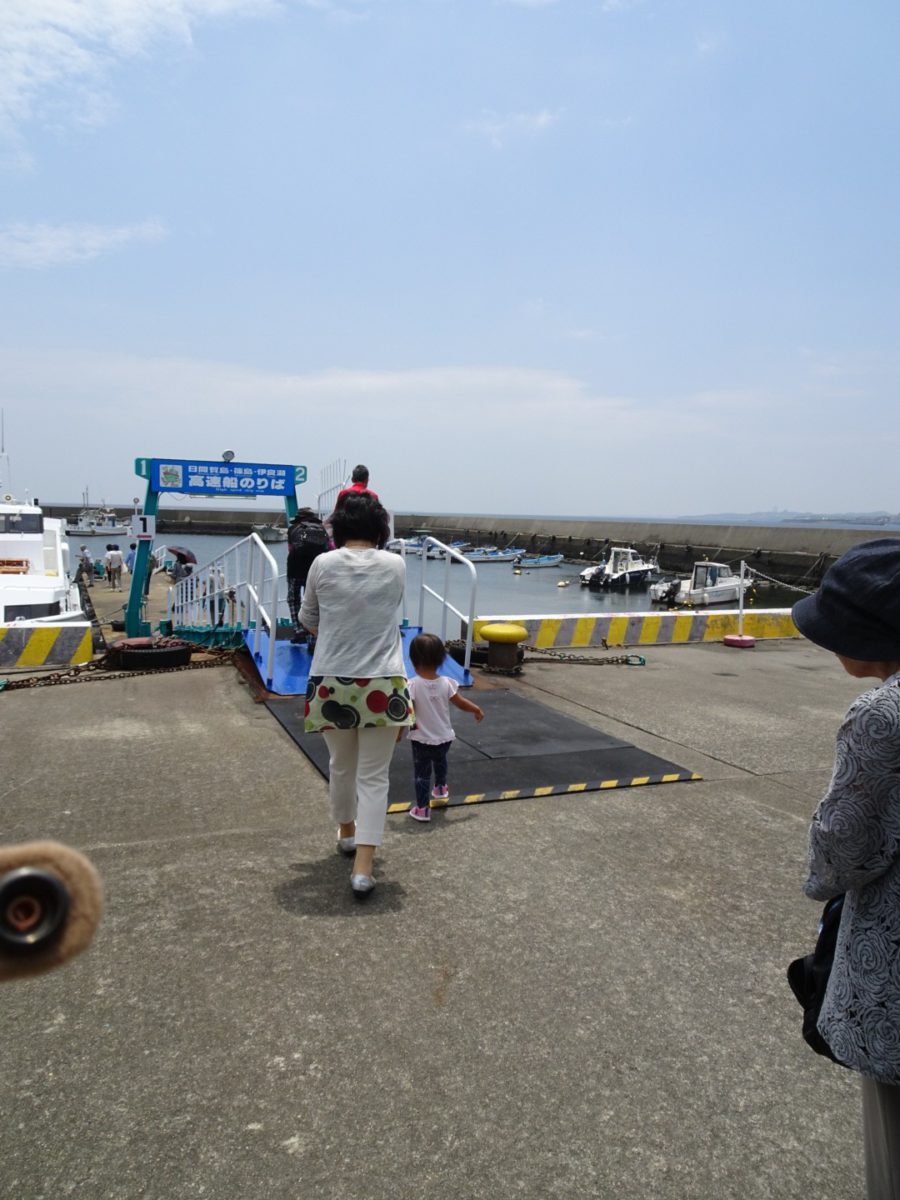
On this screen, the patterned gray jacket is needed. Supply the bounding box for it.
[805,670,900,1083]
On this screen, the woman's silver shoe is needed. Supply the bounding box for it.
[337,836,356,856]
[350,873,375,896]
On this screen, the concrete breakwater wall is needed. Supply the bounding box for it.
[41,503,880,584]
[396,514,878,585]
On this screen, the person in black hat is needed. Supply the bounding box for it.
[286,507,328,645]
[791,538,900,1196]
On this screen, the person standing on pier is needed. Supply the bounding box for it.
[300,492,413,897]
[791,538,900,1199]
[78,545,93,587]
[104,544,124,591]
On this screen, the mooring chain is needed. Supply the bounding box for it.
[744,565,815,595]
[1,649,236,691]
[522,645,646,667]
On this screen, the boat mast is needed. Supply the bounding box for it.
[0,408,12,498]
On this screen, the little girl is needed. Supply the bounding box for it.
[406,632,484,822]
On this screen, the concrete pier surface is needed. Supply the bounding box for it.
[0,639,868,1199]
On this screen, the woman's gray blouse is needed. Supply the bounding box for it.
[805,669,900,1083]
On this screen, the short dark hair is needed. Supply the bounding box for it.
[351,464,369,484]
[409,632,446,670]
[330,492,389,549]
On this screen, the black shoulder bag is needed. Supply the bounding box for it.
[786,894,847,1066]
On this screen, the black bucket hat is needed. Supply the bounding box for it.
[792,538,900,661]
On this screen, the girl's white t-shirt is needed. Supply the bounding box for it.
[408,675,458,744]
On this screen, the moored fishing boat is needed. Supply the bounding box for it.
[66,505,130,536]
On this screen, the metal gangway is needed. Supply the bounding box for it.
[165,531,477,694]
[399,536,477,685]
[167,533,280,688]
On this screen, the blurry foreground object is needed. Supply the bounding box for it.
[0,842,103,983]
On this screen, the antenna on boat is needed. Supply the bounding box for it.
[0,407,11,499]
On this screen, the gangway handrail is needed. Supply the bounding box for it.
[404,536,477,679]
[166,532,280,687]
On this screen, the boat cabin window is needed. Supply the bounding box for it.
[693,565,720,588]
[4,601,61,620]
[0,513,43,534]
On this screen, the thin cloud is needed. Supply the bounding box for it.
[696,32,724,57]
[465,108,562,149]
[0,219,167,268]
[0,1,352,144]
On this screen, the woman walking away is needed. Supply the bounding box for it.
[791,538,900,1200]
[405,633,483,822]
[300,492,413,897]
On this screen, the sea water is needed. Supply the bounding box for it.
[75,532,797,632]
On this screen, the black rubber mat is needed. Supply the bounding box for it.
[266,689,700,811]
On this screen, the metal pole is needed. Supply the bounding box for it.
[417,543,426,630]
[738,560,746,637]
[125,481,158,637]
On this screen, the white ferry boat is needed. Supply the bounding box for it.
[0,495,85,625]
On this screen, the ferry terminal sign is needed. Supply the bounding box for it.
[135,457,307,496]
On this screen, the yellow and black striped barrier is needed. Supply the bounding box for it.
[388,769,702,814]
[0,624,93,670]
[472,607,798,650]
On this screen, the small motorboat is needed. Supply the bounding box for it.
[252,523,287,543]
[514,553,564,569]
[425,540,471,559]
[583,546,658,591]
[649,561,752,607]
[461,546,519,563]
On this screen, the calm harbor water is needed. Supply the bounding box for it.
[75,532,799,631]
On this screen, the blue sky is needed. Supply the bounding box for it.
[1,0,898,516]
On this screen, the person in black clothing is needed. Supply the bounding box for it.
[287,507,328,644]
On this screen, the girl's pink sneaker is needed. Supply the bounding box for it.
[431,785,449,801]
[409,805,431,822]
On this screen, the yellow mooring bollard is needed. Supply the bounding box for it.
[479,622,529,671]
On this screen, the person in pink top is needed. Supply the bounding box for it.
[404,633,484,822]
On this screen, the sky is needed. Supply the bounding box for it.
[0,0,898,518]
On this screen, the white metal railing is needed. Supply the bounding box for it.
[166,533,280,687]
[317,457,348,519]
[403,536,478,679]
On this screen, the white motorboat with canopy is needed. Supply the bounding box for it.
[649,561,752,607]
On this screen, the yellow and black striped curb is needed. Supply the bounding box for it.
[0,624,93,669]
[388,770,702,813]
[472,608,798,650]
